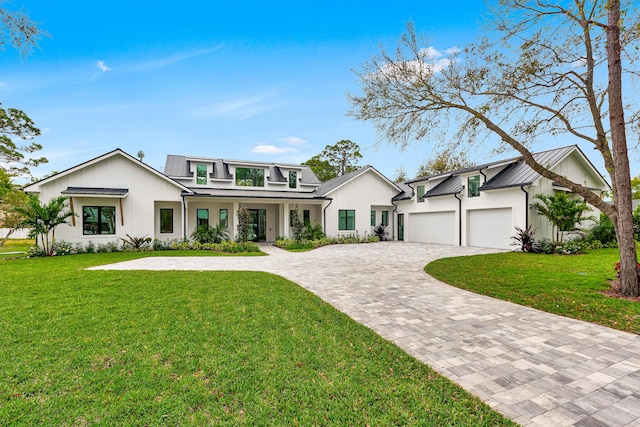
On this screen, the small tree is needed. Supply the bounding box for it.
[530,193,595,244]
[236,205,252,243]
[15,195,75,255]
[289,206,305,242]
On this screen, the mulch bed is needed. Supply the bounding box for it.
[602,280,640,302]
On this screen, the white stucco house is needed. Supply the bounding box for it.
[393,145,610,249]
[22,144,609,250]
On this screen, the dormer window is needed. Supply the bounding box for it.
[236,167,265,187]
[468,175,481,197]
[417,185,425,202]
[196,164,207,185]
[289,171,297,188]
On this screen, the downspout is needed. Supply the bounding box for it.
[391,200,398,241]
[322,198,333,235]
[520,186,529,229]
[454,191,463,246]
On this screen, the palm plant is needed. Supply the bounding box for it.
[191,224,229,243]
[530,192,595,244]
[303,221,325,240]
[15,195,75,256]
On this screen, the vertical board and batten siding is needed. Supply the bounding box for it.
[323,170,398,237]
[32,154,184,244]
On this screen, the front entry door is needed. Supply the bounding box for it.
[248,209,267,242]
[398,214,404,241]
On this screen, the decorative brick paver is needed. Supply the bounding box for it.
[90,242,640,426]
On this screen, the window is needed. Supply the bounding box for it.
[303,209,310,225]
[219,209,228,228]
[197,209,209,227]
[83,206,116,235]
[417,185,425,202]
[381,210,389,226]
[371,210,376,226]
[289,171,297,188]
[236,168,265,187]
[160,208,173,233]
[468,175,481,197]
[339,210,355,231]
[196,164,207,185]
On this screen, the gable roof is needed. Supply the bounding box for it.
[403,145,609,195]
[315,166,402,197]
[480,145,580,190]
[23,149,193,193]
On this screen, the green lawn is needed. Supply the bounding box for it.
[1,253,514,426]
[0,239,34,255]
[425,248,640,334]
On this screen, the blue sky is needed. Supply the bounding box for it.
[2,1,625,182]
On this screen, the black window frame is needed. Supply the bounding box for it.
[160,208,174,233]
[83,206,116,235]
[338,209,356,231]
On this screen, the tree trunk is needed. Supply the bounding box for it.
[607,0,639,297]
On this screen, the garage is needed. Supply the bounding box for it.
[408,211,456,245]
[467,208,513,249]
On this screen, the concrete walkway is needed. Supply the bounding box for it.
[90,242,640,426]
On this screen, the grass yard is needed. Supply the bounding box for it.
[0,239,34,256]
[1,253,514,426]
[425,248,640,334]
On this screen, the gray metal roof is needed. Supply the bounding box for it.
[392,182,413,201]
[62,187,129,196]
[164,155,191,177]
[187,188,327,200]
[268,166,287,183]
[480,145,576,190]
[315,167,369,196]
[211,159,232,180]
[425,176,463,197]
[164,154,321,185]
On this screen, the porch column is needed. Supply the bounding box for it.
[283,202,290,238]
[231,201,240,240]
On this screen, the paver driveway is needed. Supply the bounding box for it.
[91,242,640,427]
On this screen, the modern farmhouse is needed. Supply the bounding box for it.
[22,144,609,250]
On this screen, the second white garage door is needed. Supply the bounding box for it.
[408,211,455,245]
[467,208,513,249]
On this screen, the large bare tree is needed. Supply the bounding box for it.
[349,0,640,296]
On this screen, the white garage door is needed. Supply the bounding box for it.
[467,208,513,249]
[409,211,455,245]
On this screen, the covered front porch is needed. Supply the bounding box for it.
[182,194,327,242]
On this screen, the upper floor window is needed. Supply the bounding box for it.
[417,185,426,203]
[289,171,297,188]
[196,164,207,185]
[83,206,116,235]
[468,175,481,197]
[236,168,265,187]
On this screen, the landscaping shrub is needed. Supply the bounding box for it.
[372,223,389,241]
[588,213,617,245]
[510,225,536,252]
[190,224,229,244]
[274,234,379,250]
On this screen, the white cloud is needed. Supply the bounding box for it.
[190,89,285,121]
[131,46,222,71]
[278,136,307,146]
[250,144,298,154]
[419,46,442,60]
[96,60,112,72]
